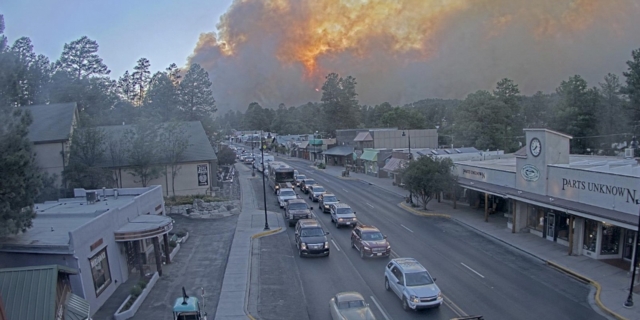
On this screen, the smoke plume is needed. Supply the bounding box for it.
[188,0,640,113]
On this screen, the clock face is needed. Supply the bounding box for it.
[530,138,541,157]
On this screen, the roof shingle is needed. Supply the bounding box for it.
[24,103,77,143]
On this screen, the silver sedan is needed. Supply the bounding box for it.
[329,292,376,320]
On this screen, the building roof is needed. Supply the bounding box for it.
[382,158,405,172]
[0,193,141,253]
[353,132,373,142]
[95,121,217,167]
[0,265,80,320]
[24,103,77,143]
[296,141,309,149]
[324,146,354,156]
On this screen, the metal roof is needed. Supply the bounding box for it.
[324,146,354,156]
[0,265,79,320]
[353,132,373,142]
[94,121,217,167]
[24,103,77,143]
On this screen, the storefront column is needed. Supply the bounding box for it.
[452,185,457,209]
[568,216,574,255]
[573,217,585,256]
[153,237,163,276]
[484,193,489,222]
[133,240,145,278]
[511,200,516,233]
[163,233,171,264]
[514,201,528,232]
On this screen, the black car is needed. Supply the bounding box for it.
[300,178,316,194]
[295,219,330,257]
[284,199,314,227]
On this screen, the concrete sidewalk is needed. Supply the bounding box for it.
[301,159,640,320]
[214,164,284,320]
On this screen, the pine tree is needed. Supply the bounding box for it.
[56,36,110,79]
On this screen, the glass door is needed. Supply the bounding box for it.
[623,229,636,260]
[546,212,555,240]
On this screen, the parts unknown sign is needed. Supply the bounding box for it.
[197,164,209,186]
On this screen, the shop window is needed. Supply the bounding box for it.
[90,248,112,296]
[527,205,544,232]
[600,224,621,255]
[557,213,570,241]
[583,220,598,252]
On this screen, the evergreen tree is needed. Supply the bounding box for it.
[321,73,359,136]
[144,72,180,122]
[623,48,640,133]
[56,36,110,79]
[553,75,599,154]
[180,63,216,121]
[62,126,113,189]
[493,78,522,152]
[0,107,41,236]
[454,90,511,151]
[132,57,151,105]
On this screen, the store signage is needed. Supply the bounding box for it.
[89,238,103,251]
[561,178,640,204]
[197,164,209,186]
[520,164,540,182]
[90,251,106,268]
[462,168,485,180]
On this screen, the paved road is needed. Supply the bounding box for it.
[252,157,605,320]
[132,214,239,320]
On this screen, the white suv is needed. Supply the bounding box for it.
[329,203,357,228]
[384,258,442,311]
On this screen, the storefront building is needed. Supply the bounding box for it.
[0,186,173,317]
[454,129,640,269]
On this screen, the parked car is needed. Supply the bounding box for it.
[384,258,443,311]
[243,156,255,164]
[284,199,314,227]
[330,203,357,228]
[319,193,339,213]
[294,174,307,187]
[300,178,317,194]
[329,292,376,320]
[308,185,327,202]
[277,188,298,208]
[295,219,330,257]
[351,225,390,259]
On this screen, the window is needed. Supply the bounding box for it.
[405,271,434,286]
[391,266,403,283]
[601,224,621,255]
[583,220,598,252]
[527,205,544,232]
[90,248,112,296]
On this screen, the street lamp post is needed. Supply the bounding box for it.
[251,132,256,177]
[402,130,413,204]
[624,209,640,308]
[261,131,270,231]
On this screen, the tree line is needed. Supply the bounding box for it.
[0,14,218,236]
[222,52,640,155]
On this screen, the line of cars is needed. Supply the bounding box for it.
[277,168,445,319]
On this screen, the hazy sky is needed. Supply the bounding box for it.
[1,0,233,77]
[2,1,640,114]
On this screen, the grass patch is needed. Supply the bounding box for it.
[164,194,227,206]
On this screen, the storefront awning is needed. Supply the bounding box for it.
[360,150,378,162]
[457,177,639,228]
[382,158,405,172]
[114,214,173,242]
[324,146,354,156]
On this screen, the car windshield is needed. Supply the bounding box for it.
[405,271,434,286]
[301,228,324,237]
[361,232,384,241]
[337,208,353,215]
[313,186,325,193]
[304,179,316,185]
[296,175,306,180]
[323,196,337,202]
[279,190,295,197]
[288,203,308,210]
[337,300,366,309]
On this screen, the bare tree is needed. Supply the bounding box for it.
[160,122,190,196]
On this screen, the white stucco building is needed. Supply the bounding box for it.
[454,129,640,268]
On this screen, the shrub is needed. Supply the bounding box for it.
[164,195,226,206]
[137,279,148,290]
[169,240,177,248]
[317,162,326,169]
[176,229,187,238]
[130,285,143,297]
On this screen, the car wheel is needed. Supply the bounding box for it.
[360,248,365,259]
[384,277,390,291]
[298,247,303,257]
[335,220,339,228]
[402,297,410,312]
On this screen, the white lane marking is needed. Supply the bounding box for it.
[342,188,349,193]
[366,202,374,208]
[331,239,341,252]
[390,250,399,258]
[369,296,391,320]
[400,224,413,233]
[461,262,485,278]
[443,295,464,317]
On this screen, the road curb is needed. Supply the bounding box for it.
[398,202,451,218]
[546,261,627,320]
[251,227,283,239]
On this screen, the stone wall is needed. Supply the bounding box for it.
[167,199,241,219]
